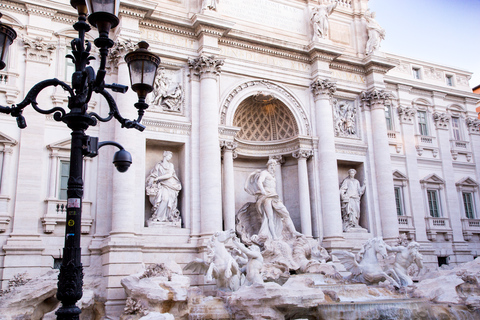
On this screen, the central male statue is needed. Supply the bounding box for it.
[244,159,299,240]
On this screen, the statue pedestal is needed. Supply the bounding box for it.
[147,219,181,228]
[344,226,368,233]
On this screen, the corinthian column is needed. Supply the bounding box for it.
[221,141,237,232]
[361,89,399,242]
[293,149,313,237]
[311,78,344,245]
[189,55,224,236]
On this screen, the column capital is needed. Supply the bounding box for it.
[22,36,56,65]
[311,78,336,98]
[220,140,238,159]
[466,117,480,135]
[397,105,417,124]
[108,39,137,73]
[188,55,224,78]
[293,149,313,160]
[360,89,392,110]
[433,112,451,130]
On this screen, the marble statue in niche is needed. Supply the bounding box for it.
[333,100,357,137]
[364,9,385,55]
[340,169,366,232]
[310,0,337,40]
[243,158,300,241]
[146,151,182,226]
[150,68,184,112]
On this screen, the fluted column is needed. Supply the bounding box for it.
[311,78,343,243]
[189,55,224,235]
[221,141,237,232]
[293,149,313,237]
[361,89,399,242]
[270,155,284,202]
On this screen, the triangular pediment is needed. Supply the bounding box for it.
[393,170,408,180]
[456,177,479,188]
[0,132,17,145]
[421,173,445,185]
[47,138,71,151]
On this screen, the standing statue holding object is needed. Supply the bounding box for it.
[244,159,300,241]
[340,169,366,231]
[364,9,385,55]
[146,151,182,223]
[311,0,337,40]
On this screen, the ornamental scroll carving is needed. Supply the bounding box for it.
[333,100,357,137]
[397,106,416,124]
[188,55,224,77]
[432,112,450,129]
[22,37,56,64]
[311,78,336,97]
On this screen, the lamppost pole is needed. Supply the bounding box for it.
[0,1,160,319]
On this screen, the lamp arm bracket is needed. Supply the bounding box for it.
[90,88,145,131]
[0,79,72,128]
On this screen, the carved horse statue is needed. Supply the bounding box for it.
[184,229,241,291]
[332,237,401,288]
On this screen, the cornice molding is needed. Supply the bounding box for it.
[219,38,309,63]
[140,19,195,38]
[25,3,56,18]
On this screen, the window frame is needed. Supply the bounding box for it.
[417,110,428,136]
[427,189,441,218]
[394,186,405,216]
[456,177,479,220]
[385,105,394,131]
[412,67,422,80]
[445,74,454,87]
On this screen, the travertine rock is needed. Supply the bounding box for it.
[414,257,480,307]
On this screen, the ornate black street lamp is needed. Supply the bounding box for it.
[0,1,160,319]
[0,12,17,70]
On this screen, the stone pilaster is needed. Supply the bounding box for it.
[311,78,344,245]
[189,55,224,236]
[433,111,464,243]
[361,89,399,242]
[293,149,313,237]
[397,104,429,242]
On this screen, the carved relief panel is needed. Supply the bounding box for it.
[333,99,358,138]
[148,67,185,113]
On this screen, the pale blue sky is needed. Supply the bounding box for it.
[368,0,480,88]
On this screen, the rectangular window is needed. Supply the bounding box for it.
[446,75,454,86]
[65,53,75,82]
[463,192,475,219]
[385,105,393,131]
[394,186,404,216]
[427,189,441,217]
[412,67,421,79]
[59,160,70,200]
[451,117,461,141]
[418,111,428,136]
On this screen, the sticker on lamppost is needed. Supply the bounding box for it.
[67,198,81,208]
[68,219,75,226]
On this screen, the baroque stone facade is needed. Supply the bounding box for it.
[0,0,479,317]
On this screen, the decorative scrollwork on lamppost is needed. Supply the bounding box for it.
[0,1,160,319]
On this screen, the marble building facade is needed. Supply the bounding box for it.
[0,0,479,315]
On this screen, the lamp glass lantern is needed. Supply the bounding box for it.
[125,41,161,104]
[0,16,17,71]
[85,0,120,34]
